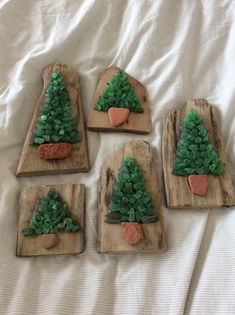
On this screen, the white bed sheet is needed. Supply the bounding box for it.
[0,1,235,314]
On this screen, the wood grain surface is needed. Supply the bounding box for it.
[87,66,152,134]
[162,99,235,208]
[97,140,167,253]
[16,184,85,257]
[17,63,89,176]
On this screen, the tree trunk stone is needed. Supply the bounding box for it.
[37,143,72,160]
[108,107,130,127]
[188,174,208,196]
[121,222,144,245]
[40,233,59,249]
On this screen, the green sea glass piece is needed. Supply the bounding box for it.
[21,189,80,235]
[33,71,79,145]
[94,70,144,113]
[106,156,158,224]
[172,110,224,176]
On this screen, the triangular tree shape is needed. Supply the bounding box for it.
[22,189,80,236]
[172,110,224,176]
[94,71,144,113]
[106,156,158,224]
[33,71,79,145]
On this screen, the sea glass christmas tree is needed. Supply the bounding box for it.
[172,110,224,195]
[94,71,143,127]
[106,156,158,245]
[33,71,79,159]
[22,189,80,249]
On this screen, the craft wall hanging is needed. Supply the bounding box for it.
[87,66,152,134]
[162,99,235,208]
[16,184,85,257]
[17,63,89,176]
[97,140,167,253]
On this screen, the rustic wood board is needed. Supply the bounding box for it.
[16,184,85,257]
[87,66,152,134]
[162,99,235,209]
[97,140,167,253]
[17,63,89,176]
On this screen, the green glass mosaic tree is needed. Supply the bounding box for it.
[33,71,79,145]
[94,71,144,113]
[21,189,80,235]
[172,110,224,176]
[106,157,158,224]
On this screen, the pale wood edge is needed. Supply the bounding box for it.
[87,125,151,135]
[210,107,235,206]
[97,177,102,253]
[16,166,89,177]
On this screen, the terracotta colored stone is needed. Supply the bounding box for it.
[121,222,144,245]
[37,143,72,160]
[188,174,208,196]
[40,233,59,249]
[108,107,130,127]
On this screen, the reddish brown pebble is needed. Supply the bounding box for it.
[40,233,59,249]
[188,174,208,196]
[37,143,72,160]
[108,107,130,127]
[121,222,144,245]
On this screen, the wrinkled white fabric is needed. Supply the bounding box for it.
[0,1,234,314]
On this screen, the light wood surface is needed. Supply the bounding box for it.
[16,184,85,257]
[87,66,152,134]
[97,140,167,253]
[17,63,89,176]
[162,99,235,209]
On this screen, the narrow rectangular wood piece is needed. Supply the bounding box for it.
[87,66,152,134]
[16,184,85,257]
[17,63,89,176]
[97,140,167,253]
[162,99,235,208]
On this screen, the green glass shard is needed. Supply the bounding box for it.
[172,110,224,176]
[94,71,144,113]
[21,189,80,235]
[33,71,79,145]
[106,156,158,224]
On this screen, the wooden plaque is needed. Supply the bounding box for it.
[87,66,152,134]
[162,99,235,209]
[17,63,89,176]
[97,140,167,253]
[16,184,85,257]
